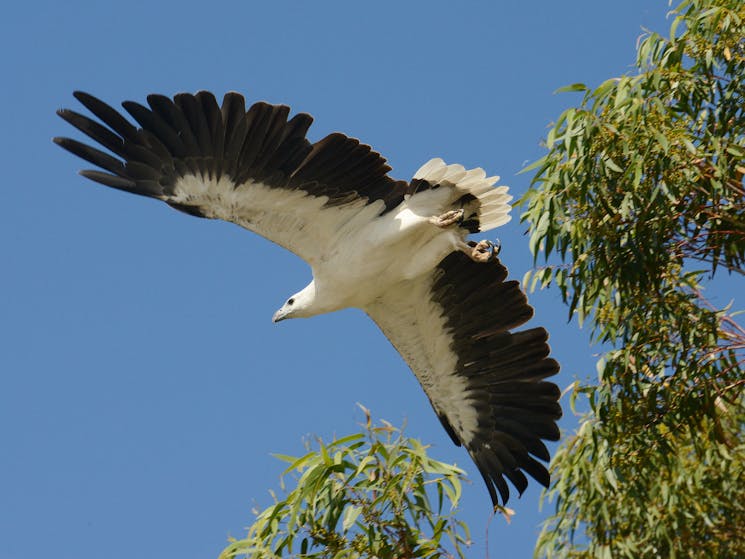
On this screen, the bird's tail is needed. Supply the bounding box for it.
[412,158,512,233]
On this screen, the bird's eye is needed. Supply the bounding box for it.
[287,298,295,306]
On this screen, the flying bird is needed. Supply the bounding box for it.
[54,90,561,507]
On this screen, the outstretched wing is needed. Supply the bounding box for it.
[55,91,409,265]
[365,251,561,506]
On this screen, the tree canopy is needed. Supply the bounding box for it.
[220,410,472,559]
[520,0,745,556]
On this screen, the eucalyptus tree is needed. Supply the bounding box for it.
[520,1,744,556]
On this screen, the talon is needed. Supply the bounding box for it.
[430,209,464,228]
[469,239,495,263]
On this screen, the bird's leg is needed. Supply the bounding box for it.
[467,239,497,263]
[430,209,464,228]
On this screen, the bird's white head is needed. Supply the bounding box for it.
[272,283,317,323]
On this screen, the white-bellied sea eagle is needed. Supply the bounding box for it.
[54,91,561,508]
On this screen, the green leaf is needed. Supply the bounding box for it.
[341,505,362,532]
[518,154,549,174]
[554,82,589,94]
[280,451,317,475]
[654,131,669,152]
[604,156,623,173]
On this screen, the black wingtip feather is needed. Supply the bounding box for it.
[73,91,139,141]
[78,169,137,191]
[56,108,126,155]
[54,137,125,175]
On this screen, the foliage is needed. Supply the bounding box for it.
[220,410,471,559]
[520,0,745,557]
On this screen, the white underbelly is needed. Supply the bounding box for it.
[313,216,462,309]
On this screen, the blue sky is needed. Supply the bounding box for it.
[1,2,679,558]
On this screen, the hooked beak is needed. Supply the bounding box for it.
[272,309,286,323]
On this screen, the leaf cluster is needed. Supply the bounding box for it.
[522,0,744,332]
[519,1,745,557]
[220,411,471,559]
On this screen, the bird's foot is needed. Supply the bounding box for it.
[430,209,464,228]
[468,239,498,262]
